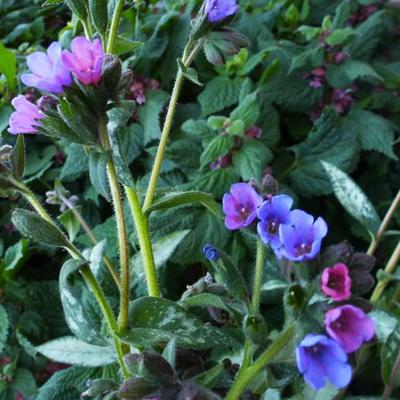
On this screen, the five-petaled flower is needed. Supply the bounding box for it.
[279,209,328,262]
[325,305,375,353]
[61,36,104,85]
[296,334,352,390]
[257,194,293,249]
[222,183,262,230]
[8,95,45,135]
[205,0,239,23]
[21,42,72,94]
[321,263,352,301]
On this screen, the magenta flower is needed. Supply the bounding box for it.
[257,195,293,249]
[222,183,262,230]
[279,210,328,262]
[61,37,103,85]
[321,263,352,301]
[21,42,72,94]
[325,305,375,353]
[296,334,352,390]
[205,0,239,23]
[8,95,45,135]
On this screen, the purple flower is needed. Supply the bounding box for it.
[296,334,352,390]
[203,244,220,261]
[222,183,262,230]
[205,0,239,23]
[279,210,328,262]
[325,305,375,353]
[21,42,72,94]
[332,88,354,114]
[8,95,45,135]
[257,195,293,249]
[321,263,352,301]
[61,37,103,85]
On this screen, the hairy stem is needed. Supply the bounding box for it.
[368,190,400,256]
[225,323,296,400]
[106,0,125,53]
[125,187,160,297]
[251,239,266,315]
[383,350,400,400]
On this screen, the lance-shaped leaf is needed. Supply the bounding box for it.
[11,134,25,179]
[12,209,69,248]
[322,161,381,237]
[89,151,111,201]
[381,322,400,388]
[89,0,108,37]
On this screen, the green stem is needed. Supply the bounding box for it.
[142,40,201,212]
[370,239,400,304]
[82,17,93,39]
[106,0,125,53]
[124,187,160,297]
[368,190,400,256]
[17,183,129,377]
[251,239,266,315]
[225,322,296,400]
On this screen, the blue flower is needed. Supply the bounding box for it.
[203,244,220,261]
[279,210,328,261]
[296,334,352,390]
[205,0,239,23]
[222,183,262,230]
[257,194,293,249]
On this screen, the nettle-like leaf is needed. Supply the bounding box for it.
[36,336,117,366]
[322,161,381,237]
[120,297,235,349]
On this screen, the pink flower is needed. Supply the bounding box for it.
[8,95,44,135]
[61,36,103,85]
[321,263,352,301]
[325,305,375,353]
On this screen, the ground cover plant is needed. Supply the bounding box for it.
[0,0,399,399]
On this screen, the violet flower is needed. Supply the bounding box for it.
[321,263,352,301]
[21,42,72,94]
[296,334,352,390]
[8,95,45,135]
[332,88,354,114]
[61,37,104,85]
[205,0,239,23]
[222,183,262,230]
[279,210,328,262]
[325,305,375,353]
[257,194,293,249]
[203,244,220,261]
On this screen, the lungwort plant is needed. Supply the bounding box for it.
[0,0,400,399]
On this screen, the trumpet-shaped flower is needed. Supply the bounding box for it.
[21,42,72,94]
[205,0,239,23]
[8,95,44,135]
[296,334,352,390]
[222,183,262,230]
[279,210,328,262]
[321,263,352,301]
[61,37,103,85]
[325,305,375,353]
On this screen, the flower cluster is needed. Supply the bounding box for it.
[222,183,328,262]
[8,36,104,135]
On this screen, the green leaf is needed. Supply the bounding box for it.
[59,259,107,345]
[326,60,382,88]
[60,143,88,181]
[177,58,202,86]
[344,108,397,160]
[1,239,30,280]
[233,140,273,181]
[58,207,81,242]
[147,191,222,217]
[180,293,231,314]
[230,92,260,128]
[107,107,135,187]
[194,363,225,389]
[9,369,37,398]
[325,28,355,46]
[89,151,111,201]
[322,161,381,237]
[12,209,69,248]
[65,0,87,20]
[381,322,400,388]
[0,304,9,353]
[138,90,169,144]
[36,336,117,366]
[0,42,16,93]
[289,47,324,73]
[121,297,234,349]
[289,109,360,196]
[11,135,25,179]
[42,0,64,5]
[200,135,234,167]
[88,0,108,37]
[113,36,143,56]
[199,77,242,116]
